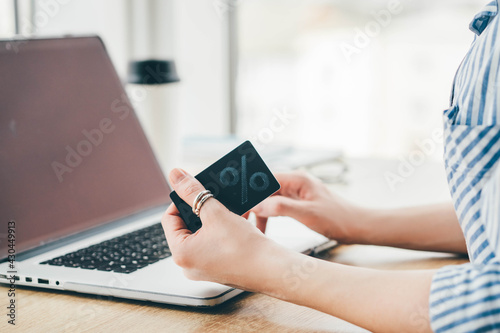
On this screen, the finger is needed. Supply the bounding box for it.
[272,171,314,199]
[256,216,268,234]
[161,203,192,251]
[168,168,227,222]
[251,196,309,221]
[169,168,207,207]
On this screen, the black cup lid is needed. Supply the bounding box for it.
[127,59,180,85]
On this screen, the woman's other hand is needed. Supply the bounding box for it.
[250,171,365,243]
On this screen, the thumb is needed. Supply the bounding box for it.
[252,196,309,221]
[169,168,227,222]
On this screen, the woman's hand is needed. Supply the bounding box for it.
[161,168,295,293]
[252,171,466,254]
[162,169,435,333]
[250,171,365,243]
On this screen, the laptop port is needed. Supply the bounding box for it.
[38,278,49,284]
[26,277,32,282]
[0,274,6,279]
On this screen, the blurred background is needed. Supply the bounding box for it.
[0,0,481,167]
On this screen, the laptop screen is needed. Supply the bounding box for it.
[0,37,171,259]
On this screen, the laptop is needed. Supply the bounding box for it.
[0,36,336,307]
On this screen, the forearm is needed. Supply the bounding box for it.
[353,203,467,254]
[258,245,434,333]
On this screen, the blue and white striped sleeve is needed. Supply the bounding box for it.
[429,165,500,333]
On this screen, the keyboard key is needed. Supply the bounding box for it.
[41,223,170,274]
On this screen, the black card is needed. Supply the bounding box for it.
[170,141,281,232]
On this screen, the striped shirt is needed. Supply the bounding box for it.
[429,1,500,332]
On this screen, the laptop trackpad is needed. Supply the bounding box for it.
[265,216,331,253]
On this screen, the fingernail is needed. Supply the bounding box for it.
[170,168,187,185]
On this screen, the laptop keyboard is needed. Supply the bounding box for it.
[40,223,171,274]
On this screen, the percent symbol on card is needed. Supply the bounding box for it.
[219,155,270,204]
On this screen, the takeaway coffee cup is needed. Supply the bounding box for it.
[127,59,180,173]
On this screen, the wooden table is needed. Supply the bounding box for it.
[0,158,469,332]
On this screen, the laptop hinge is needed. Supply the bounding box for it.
[8,205,167,262]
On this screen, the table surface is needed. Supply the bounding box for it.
[0,158,469,332]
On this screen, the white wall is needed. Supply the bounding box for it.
[0,0,15,36]
[172,0,230,137]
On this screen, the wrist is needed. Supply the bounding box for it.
[355,207,403,246]
[255,245,337,309]
[320,195,376,244]
[248,239,307,300]
[345,206,384,245]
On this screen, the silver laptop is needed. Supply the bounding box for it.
[0,36,335,307]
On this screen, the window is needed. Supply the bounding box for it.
[236,0,479,158]
[1,0,482,161]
